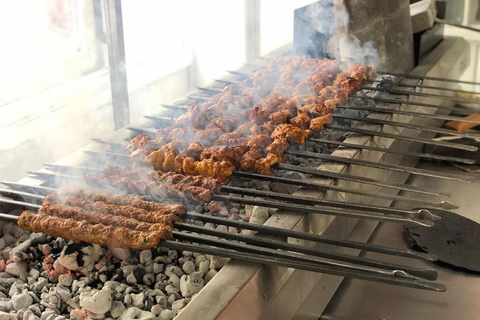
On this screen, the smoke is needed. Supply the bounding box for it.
[295,0,380,67]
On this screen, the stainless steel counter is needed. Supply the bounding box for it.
[321,161,480,320]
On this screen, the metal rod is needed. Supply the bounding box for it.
[172,231,418,280]
[187,95,212,101]
[215,79,240,84]
[377,70,480,86]
[325,123,478,152]
[163,240,446,292]
[274,163,450,197]
[83,150,132,162]
[162,104,188,111]
[310,138,475,164]
[0,198,40,210]
[212,194,433,227]
[0,189,45,200]
[0,212,18,223]
[220,186,440,221]
[334,113,480,139]
[27,171,84,183]
[233,171,456,210]
[227,70,252,78]
[352,95,476,117]
[174,222,437,280]
[340,103,480,124]
[184,212,437,261]
[198,87,223,93]
[285,150,474,182]
[127,126,157,135]
[44,164,104,174]
[0,182,57,196]
[362,86,480,105]
[366,79,480,96]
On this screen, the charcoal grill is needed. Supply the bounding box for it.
[1,0,479,318]
[0,34,476,319]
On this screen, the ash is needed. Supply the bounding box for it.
[0,221,224,320]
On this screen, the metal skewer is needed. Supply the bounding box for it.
[233,171,457,210]
[213,194,433,227]
[184,212,437,261]
[173,229,420,280]
[376,70,480,86]
[366,79,480,97]
[220,186,440,221]
[175,222,437,280]
[285,150,474,182]
[309,138,475,164]
[198,87,223,93]
[362,86,480,105]
[164,240,446,292]
[324,123,477,152]
[352,95,476,117]
[215,79,240,85]
[338,103,480,124]
[334,113,480,139]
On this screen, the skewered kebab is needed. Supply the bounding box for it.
[18,188,188,249]
[127,59,350,154]
[4,193,446,292]
[84,166,219,203]
[129,65,371,180]
[19,212,163,250]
